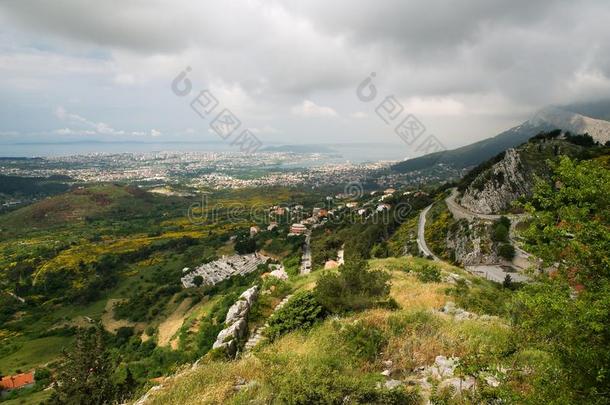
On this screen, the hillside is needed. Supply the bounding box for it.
[391,106,610,175]
[458,134,609,214]
[140,257,518,404]
[0,183,163,233]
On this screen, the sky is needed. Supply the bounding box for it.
[1,0,610,155]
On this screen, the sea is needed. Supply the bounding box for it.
[0,141,413,165]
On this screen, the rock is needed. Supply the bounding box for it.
[225,300,250,325]
[461,148,532,215]
[269,268,288,280]
[438,376,476,394]
[212,287,259,357]
[441,302,477,321]
[380,369,391,377]
[239,286,259,306]
[384,379,403,390]
[382,360,393,368]
[427,356,458,380]
[484,375,500,387]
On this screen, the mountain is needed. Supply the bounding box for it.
[391,106,610,174]
[530,106,610,144]
[458,133,609,214]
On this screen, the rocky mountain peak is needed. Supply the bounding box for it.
[529,106,610,144]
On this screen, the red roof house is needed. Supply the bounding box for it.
[0,372,35,391]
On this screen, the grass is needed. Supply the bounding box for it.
[0,336,72,374]
[1,388,53,405]
[145,257,515,404]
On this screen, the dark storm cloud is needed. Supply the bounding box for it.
[0,0,609,144]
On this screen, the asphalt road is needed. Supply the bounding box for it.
[445,188,533,271]
[300,231,312,274]
[417,204,441,261]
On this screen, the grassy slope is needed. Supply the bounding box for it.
[144,257,515,404]
[0,185,316,377]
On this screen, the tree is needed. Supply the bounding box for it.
[512,157,610,403]
[492,222,509,242]
[315,259,391,313]
[234,234,256,254]
[192,275,204,287]
[266,291,325,340]
[502,274,512,289]
[50,325,117,405]
[498,243,515,260]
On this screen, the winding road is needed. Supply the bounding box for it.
[417,204,440,261]
[415,189,533,283]
[445,188,532,271]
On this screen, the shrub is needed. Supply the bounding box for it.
[266,291,325,340]
[267,358,419,405]
[416,264,441,283]
[192,275,204,287]
[498,243,515,260]
[492,223,509,242]
[314,259,391,313]
[338,321,387,361]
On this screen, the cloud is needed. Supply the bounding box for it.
[291,100,338,117]
[55,106,123,135]
[1,1,610,146]
[53,128,95,135]
[54,106,159,137]
[350,111,368,119]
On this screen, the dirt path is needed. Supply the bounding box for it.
[101,299,143,333]
[157,298,193,348]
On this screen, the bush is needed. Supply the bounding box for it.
[266,291,325,341]
[492,223,509,242]
[416,264,441,283]
[338,321,387,361]
[498,243,515,260]
[314,259,391,313]
[266,358,419,405]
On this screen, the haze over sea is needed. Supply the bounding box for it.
[0,141,409,165]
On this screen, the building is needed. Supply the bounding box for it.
[249,226,260,237]
[290,223,307,234]
[376,203,391,212]
[0,372,35,393]
[324,260,339,269]
[267,222,278,231]
[346,202,358,208]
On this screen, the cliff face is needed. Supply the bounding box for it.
[460,149,532,215]
[446,219,499,265]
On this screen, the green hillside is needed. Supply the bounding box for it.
[391,121,554,173]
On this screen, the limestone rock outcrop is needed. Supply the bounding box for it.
[460,149,531,215]
[212,285,259,356]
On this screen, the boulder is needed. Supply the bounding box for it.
[225,300,250,325]
[240,286,259,306]
[427,355,458,380]
[438,376,476,394]
[385,379,403,390]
